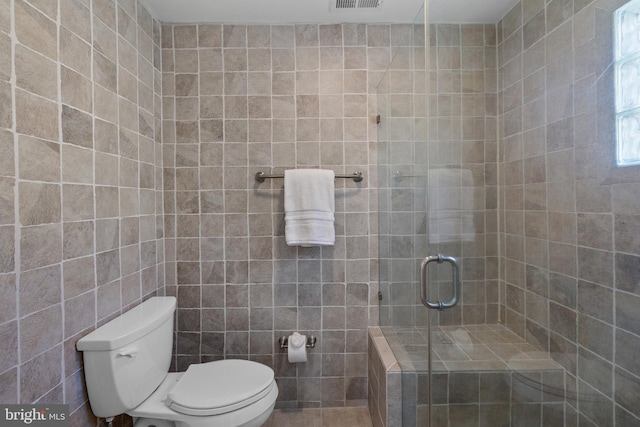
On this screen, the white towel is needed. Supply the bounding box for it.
[428,168,476,244]
[284,169,335,246]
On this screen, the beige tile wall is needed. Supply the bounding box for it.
[367,327,402,427]
[0,0,165,425]
[498,0,640,424]
[161,23,397,408]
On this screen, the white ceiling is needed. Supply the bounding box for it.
[429,0,520,23]
[140,0,520,25]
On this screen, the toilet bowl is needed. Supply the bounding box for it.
[130,360,278,427]
[76,297,278,427]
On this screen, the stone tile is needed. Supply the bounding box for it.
[15,44,57,99]
[0,177,13,226]
[93,17,117,62]
[60,26,91,78]
[20,304,62,359]
[19,265,61,316]
[578,346,612,397]
[15,88,59,140]
[616,291,640,336]
[199,24,222,47]
[479,372,510,403]
[577,247,613,287]
[0,226,15,273]
[19,182,60,226]
[578,280,613,324]
[266,409,322,427]
[14,0,57,60]
[0,368,17,404]
[95,186,119,218]
[94,0,116,30]
[578,313,612,361]
[616,329,640,379]
[63,256,96,300]
[615,367,640,419]
[575,179,612,213]
[20,345,62,403]
[321,407,373,427]
[19,136,60,182]
[62,105,93,148]
[62,184,94,222]
[615,214,640,255]
[0,320,18,373]
[616,253,640,296]
[117,5,137,47]
[0,130,14,179]
[64,291,95,338]
[479,403,510,427]
[93,52,117,92]
[577,213,612,250]
[0,78,10,127]
[613,182,640,214]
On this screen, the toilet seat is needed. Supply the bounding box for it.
[165,360,275,417]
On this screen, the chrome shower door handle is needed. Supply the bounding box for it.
[420,254,460,310]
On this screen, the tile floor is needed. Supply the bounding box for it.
[264,407,373,427]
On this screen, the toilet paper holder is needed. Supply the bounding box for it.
[279,335,317,350]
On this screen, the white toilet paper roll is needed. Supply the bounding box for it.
[287,332,307,363]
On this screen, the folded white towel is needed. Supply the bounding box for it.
[428,168,476,244]
[284,169,335,246]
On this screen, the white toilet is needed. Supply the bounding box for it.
[77,296,278,427]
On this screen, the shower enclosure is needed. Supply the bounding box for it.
[375,0,640,425]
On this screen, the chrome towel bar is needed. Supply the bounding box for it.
[255,171,364,183]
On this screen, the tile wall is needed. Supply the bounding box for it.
[497,0,640,424]
[0,0,165,425]
[160,23,413,408]
[428,368,565,426]
[367,327,402,427]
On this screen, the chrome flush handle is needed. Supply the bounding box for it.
[116,349,138,358]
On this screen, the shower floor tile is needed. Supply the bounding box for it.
[382,323,563,372]
[264,407,373,427]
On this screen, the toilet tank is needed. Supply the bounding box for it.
[77,297,176,418]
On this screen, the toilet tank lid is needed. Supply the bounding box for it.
[77,297,176,351]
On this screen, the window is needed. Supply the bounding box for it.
[615,0,640,166]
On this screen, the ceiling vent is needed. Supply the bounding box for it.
[332,0,382,10]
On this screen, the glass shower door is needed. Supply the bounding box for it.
[376,3,431,425]
[426,0,574,425]
[380,0,640,425]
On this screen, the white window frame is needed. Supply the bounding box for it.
[615,0,640,166]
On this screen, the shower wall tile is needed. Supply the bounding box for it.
[163,22,385,409]
[498,0,640,425]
